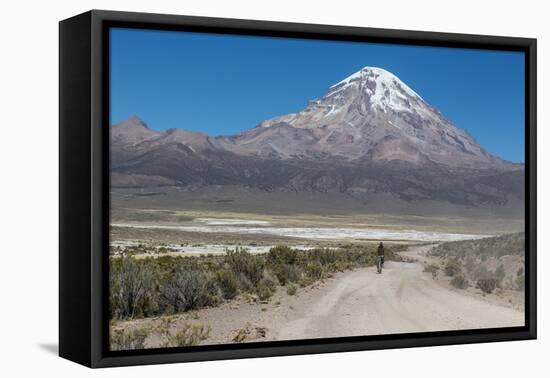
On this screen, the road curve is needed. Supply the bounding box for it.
[276,245,524,340]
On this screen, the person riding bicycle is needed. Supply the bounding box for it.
[376,242,385,273]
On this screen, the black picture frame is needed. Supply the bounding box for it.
[59,9,537,368]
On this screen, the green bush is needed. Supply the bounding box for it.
[297,276,314,288]
[260,274,277,291]
[235,272,253,292]
[477,277,498,294]
[267,245,298,266]
[273,263,302,286]
[110,257,155,319]
[327,260,347,273]
[423,264,440,274]
[444,258,462,277]
[162,268,218,312]
[225,248,264,286]
[450,275,469,289]
[215,269,240,300]
[232,327,248,343]
[305,262,325,280]
[231,324,267,343]
[286,283,297,296]
[110,327,149,351]
[167,323,210,347]
[306,248,338,266]
[109,243,399,325]
[255,279,274,301]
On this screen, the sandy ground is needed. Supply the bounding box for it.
[399,244,525,311]
[115,244,524,348]
[276,245,524,340]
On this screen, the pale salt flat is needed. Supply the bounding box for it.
[198,218,271,226]
[112,219,490,242]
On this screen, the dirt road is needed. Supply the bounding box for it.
[276,245,524,340]
[114,244,525,347]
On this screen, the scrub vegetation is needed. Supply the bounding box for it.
[430,233,525,293]
[110,244,404,321]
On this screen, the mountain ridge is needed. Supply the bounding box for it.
[110,67,524,210]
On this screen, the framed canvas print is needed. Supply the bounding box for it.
[59,10,536,368]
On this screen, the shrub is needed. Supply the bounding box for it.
[306,248,338,266]
[109,243,398,325]
[205,276,221,306]
[297,276,314,288]
[110,327,149,351]
[262,270,279,287]
[162,268,218,312]
[260,274,278,291]
[477,277,498,294]
[286,283,297,296]
[232,328,248,343]
[450,275,469,289]
[267,246,298,266]
[423,264,440,274]
[444,258,462,277]
[235,272,253,292]
[272,264,302,286]
[167,323,210,347]
[471,264,491,281]
[232,323,267,343]
[423,264,440,279]
[255,279,274,301]
[225,248,264,286]
[327,261,348,273]
[215,269,239,300]
[158,315,176,328]
[305,262,325,280]
[110,257,155,319]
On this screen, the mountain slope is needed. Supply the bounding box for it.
[111,115,161,146]
[109,67,524,211]
[218,67,507,169]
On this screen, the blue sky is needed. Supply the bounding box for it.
[110,28,525,162]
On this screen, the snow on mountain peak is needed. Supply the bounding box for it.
[330,66,385,87]
[330,66,424,103]
[257,66,434,131]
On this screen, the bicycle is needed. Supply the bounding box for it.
[376,255,384,274]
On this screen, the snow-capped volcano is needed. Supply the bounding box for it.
[220,66,505,169]
[287,66,428,122]
[110,67,523,210]
[256,66,429,129]
[326,66,427,115]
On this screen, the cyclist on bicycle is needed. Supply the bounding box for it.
[376,242,385,273]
